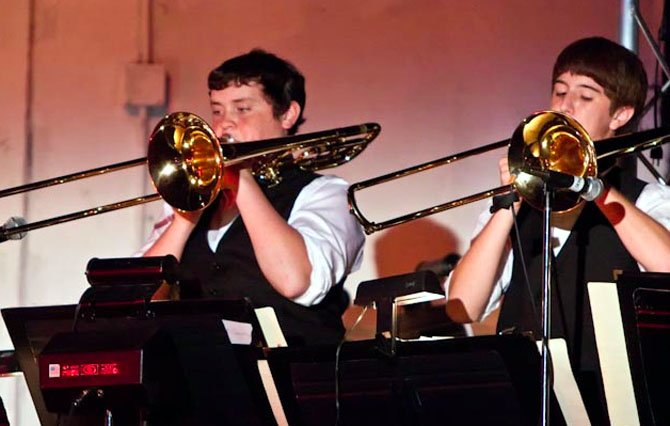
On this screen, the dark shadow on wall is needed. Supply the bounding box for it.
[372,218,499,336]
[343,217,499,339]
[373,217,459,278]
[343,218,461,341]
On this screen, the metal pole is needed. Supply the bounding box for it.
[540,187,554,426]
[623,0,670,184]
[620,0,638,50]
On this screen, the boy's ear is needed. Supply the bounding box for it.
[281,101,301,130]
[609,106,635,132]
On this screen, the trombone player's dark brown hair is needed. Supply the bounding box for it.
[208,49,307,135]
[552,36,648,135]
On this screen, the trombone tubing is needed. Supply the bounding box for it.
[0,193,161,240]
[350,184,512,234]
[348,138,509,234]
[0,118,381,240]
[0,157,146,198]
[350,139,509,189]
[348,126,670,235]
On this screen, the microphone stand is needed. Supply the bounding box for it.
[540,184,554,426]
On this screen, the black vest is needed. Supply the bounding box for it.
[498,168,646,371]
[497,167,647,424]
[179,168,348,345]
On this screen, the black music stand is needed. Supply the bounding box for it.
[614,271,670,426]
[354,271,448,356]
[265,334,566,426]
[2,298,272,426]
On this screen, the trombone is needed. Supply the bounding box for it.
[0,111,380,241]
[348,111,670,234]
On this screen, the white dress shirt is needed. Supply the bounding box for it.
[137,174,365,307]
[449,182,670,319]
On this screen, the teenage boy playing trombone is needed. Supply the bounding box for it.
[447,37,670,424]
[140,49,365,346]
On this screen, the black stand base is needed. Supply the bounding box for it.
[267,334,567,426]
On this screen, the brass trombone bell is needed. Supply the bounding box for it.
[508,111,597,212]
[348,110,670,234]
[0,112,381,240]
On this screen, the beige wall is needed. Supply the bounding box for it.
[0,1,665,424]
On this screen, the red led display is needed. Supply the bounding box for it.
[100,363,120,375]
[62,365,80,377]
[81,364,99,376]
[57,363,120,378]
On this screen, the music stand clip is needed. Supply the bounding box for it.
[354,270,443,356]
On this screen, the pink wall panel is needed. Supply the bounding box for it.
[0,1,666,422]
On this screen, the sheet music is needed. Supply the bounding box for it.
[535,338,591,426]
[588,282,640,426]
[221,319,253,345]
[394,291,445,306]
[257,360,289,426]
[254,307,288,348]
[254,308,289,425]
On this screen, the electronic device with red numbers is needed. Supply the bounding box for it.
[2,256,270,426]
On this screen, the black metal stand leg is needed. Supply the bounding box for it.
[0,394,9,426]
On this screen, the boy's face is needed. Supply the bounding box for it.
[209,82,294,143]
[550,72,622,141]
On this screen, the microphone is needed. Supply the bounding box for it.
[415,253,461,278]
[0,216,28,243]
[522,168,604,201]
